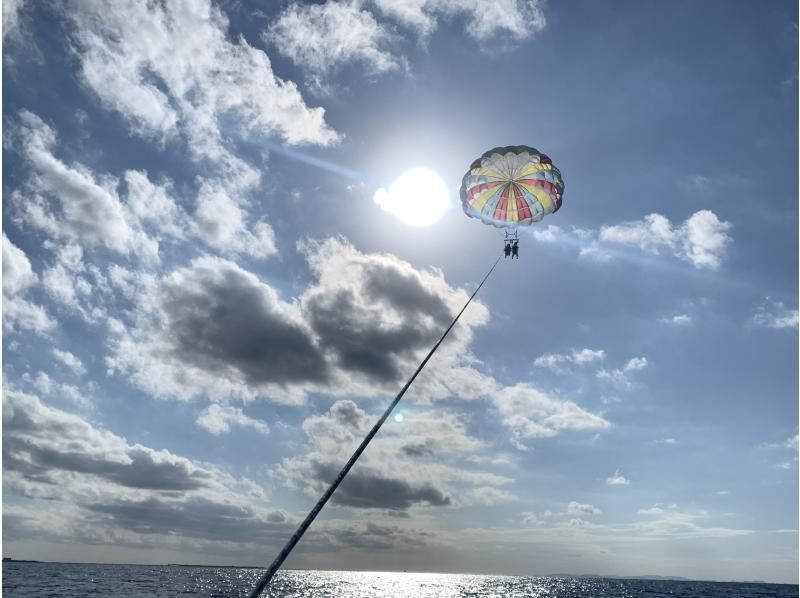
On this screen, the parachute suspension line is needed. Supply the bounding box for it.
[248,253,504,598]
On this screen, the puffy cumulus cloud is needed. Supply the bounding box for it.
[196,404,270,436]
[266,1,399,85]
[9,111,159,262]
[65,0,338,159]
[567,501,601,515]
[276,399,509,511]
[371,0,547,41]
[123,170,187,241]
[596,356,647,389]
[598,210,732,270]
[2,233,55,335]
[2,389,296,551]
[108,238,493,404]
[106,255,327,404]
[606,470,631,486]
[492,384,610,450]
[11,111,150,256]
[533,348,605,372]
[752,297,799,330]
[10,111,273,264]
[192,181,277,259]
[531,211,731,270]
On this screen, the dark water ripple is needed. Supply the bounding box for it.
[2,562,797,597]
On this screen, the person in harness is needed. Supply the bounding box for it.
[511,240,519,259]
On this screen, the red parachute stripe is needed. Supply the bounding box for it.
[518,179,558,195]
[467,180,505,201]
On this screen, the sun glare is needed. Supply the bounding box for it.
[373,167,450,227]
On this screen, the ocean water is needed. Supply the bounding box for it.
[2,562,797,597]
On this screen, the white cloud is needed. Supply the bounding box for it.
[192,182,277,259]
[661,313,692,325]
[567,501,601,515]
[371,0,547,41]
[2,0,25,39]
[606,470,631,486]
[599,210,732,270]
[266,1,399,83]
[531,224,562,242]
[652,438,678,445]
[752,297,799,329]
[2,233,55,335]
[3,233,38,295]
[533,348,605,371]
[10,111,158,261]
[520,511,543,526]
[66,0,339,160]
[196,404,269,436]
[51,349,86,377]
[123,170,186,240]
[22,371,91,409]
[492,384,610,449]
[466,486,517,506]
[596,356,647,389]
[624,357,647,371]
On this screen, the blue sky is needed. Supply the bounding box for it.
[2,0,798,584]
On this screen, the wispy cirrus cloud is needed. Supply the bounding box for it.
[266,0,548,90]
[661,314,692,326]
[196,404,270,436]
[266,1,400,89]
[533,348,605,372]
[596,357,647,389]
[493,384,610,450]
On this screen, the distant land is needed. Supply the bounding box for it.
[0,560,781,584]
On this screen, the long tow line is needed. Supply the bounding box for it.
[248,253,503,598]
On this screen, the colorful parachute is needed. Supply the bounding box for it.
[460,145,564,228]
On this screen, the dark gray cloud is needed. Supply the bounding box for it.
[362,262,452,326]
[111,240,481,402]
[158,261,329,386]
[400,439,439,458]
[85,496,292,543]
[317,521,434,551]
[313,463,452,510]
[3,390,212,494]
[306,287,440,382]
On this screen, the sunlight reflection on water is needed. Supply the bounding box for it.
[3,563,797,598]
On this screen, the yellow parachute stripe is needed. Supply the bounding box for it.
[519,182,555,212]
[471,184,507,213]
[517,163,552,178]
[470,167,509,180]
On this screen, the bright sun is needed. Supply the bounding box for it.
[373,167,450,227]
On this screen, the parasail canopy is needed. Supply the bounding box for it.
[460,145,564,229]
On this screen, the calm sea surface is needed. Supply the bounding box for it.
[2,562,797,597]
